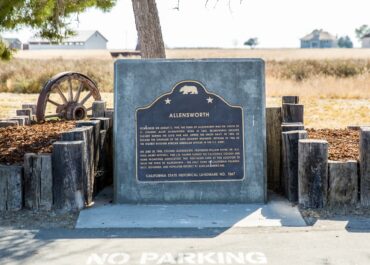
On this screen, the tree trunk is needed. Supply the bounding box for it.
[131,0,166,58]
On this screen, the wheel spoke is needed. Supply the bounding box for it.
[68,77,73,102]
[47,98,61,107]
[80,91,92,105]
[74,82,84,102]
[55,86,68,104]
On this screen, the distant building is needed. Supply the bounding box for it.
[361,33,370,48]
[28,30,108,50]
[3,38,22,50]
[300,29,338,48]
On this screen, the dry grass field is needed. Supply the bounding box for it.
[1,93,368,129]
[0,48,369,128]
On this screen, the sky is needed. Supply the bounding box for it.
[3,0,370,49]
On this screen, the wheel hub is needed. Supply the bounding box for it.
[65,103,87,120]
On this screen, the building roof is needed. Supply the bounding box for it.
[362,33,370,39]
[3,38,21,43]
[29,30,108,43]
[301,29,337,41]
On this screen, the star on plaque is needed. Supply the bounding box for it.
[206,96,213,104]
[164,98,171,104]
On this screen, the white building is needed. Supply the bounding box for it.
[3,38,22,50]
[362,33,370,48]
[28,30,108,50]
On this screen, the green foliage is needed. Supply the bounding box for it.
[337,36,353,48]
[355,24,370,41]
[244,38,258,49]
[0,0,116,42]
[0,39,12,60]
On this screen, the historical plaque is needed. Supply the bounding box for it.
[136,81,244,182]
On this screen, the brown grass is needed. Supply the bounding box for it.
[0,48,369,129]
[1,93,368,129]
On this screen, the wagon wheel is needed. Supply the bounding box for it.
[36,72,101,122]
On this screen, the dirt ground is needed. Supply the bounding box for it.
[307,128,360,161]
[0,121,75,165]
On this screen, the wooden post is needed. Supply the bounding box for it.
[282,104,304,123]
[22,103,37,115]
[16,108,32,121]
[91,117,112,131]
[266,107,282,192]
[328,160,358,205]
[0,165,23,211]
[24,153,53,210]
[282,96,299,104]
[9,117,26,126]
[105,109,114,119]
[0,120,18,128]
[348,125,370,131]
[76,120,101,171]
[61,127,94,205]
[95,130,108,193]
[92,101,107,118]
[13,115,30,125]
[282,130,308,202]
[52,141,85,211]
[360,127,370,207]
[281,122,304,132]
[298,139,328,208]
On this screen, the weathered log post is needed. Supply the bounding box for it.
[360,127,370,207]
[24,153,53,210]
[105,108,114,119]
[16,108,32,122]
[0,120,18,128]
[282,130,308,202]
[92,117,112,131]
[282,96,299,104]
[95,130,108,193]
[9,116,27,126]
[282,104,304,123]
[281,123,304,132]
[92,101,107,118]
[61,127,94,205]
[266,107,282,191]
[328,160,358,205]
[21,103,37,115]
[0,165,23,211]
[52,141,85,211]
[76,120,101,170]
[298,139,328,208]
[347,125,370,131]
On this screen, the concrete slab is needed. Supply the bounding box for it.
[76,191,306,229]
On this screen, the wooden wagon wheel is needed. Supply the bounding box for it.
[36,72,101,122]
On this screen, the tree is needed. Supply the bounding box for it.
[0,0,242,60]
[0,0,116,42]
[0,39,12,60]
[355,24,370,41]
[0,0,166,59]
[337,36,353,48]
[244,38,258,49]
[131,0,165,58]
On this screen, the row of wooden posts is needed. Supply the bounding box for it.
[267,96,370,208]
[0,101,113,211]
